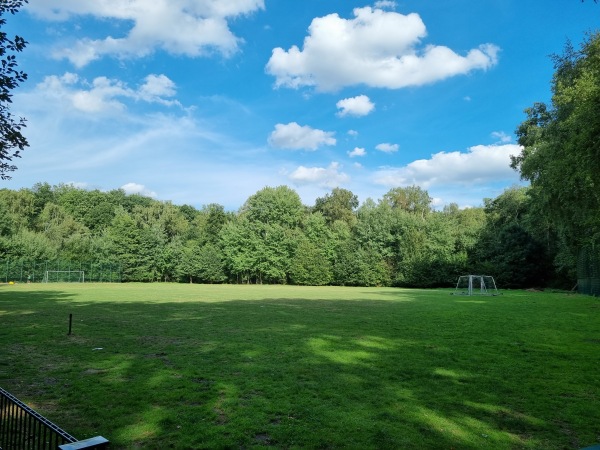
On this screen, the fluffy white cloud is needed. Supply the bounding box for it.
[27,0,265,66]
[289,162,349,187]
[376,143,399,153]
[268,122,336,150]
[139,74,178,104]
[120,182,157,198]
[373,144,522,188]
[33,72,180,114]
[348,147,366,157]
[266,7,499,91]
[336,95,375,117]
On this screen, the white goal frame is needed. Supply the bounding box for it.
[453,275,499,296]
[42,270,85,283]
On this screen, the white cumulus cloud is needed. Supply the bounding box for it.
[376,143,399,153]
[27,0,265,67]
[268,122,336,150]
[289,162,349,188]
[336,95,375,117]
[348,147,366,157]
[266,6,499,92]
[373,144,522,188]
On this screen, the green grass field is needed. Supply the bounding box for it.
[1,283,599,449]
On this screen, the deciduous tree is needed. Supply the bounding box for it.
[314,188,358,226]
[0,0,28,179]
[511,33,600,281]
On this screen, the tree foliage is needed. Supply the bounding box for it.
[382,186,432,219]
[510,32,600,285]
[0,0,28,179]
[0,182,568,288]
[512,33,600,249]
[314,187,359,226]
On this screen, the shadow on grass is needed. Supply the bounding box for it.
[0,286,598,449]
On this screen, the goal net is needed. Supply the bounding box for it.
[454,275,499,296]
[42,270,85,283]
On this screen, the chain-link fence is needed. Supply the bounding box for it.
[577,247,600,296]
[0,260,122,283]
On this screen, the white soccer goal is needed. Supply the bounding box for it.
[453,275,499,296]
[42,270,85,283]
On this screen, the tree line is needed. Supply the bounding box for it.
[0,182,569,288]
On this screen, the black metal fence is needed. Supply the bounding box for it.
[0,260,121,284]
[0,387,108,449]
[577,247,600,296]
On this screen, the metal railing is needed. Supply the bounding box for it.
[0,387,109,450]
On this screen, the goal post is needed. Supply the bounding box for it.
[42,270,85,283]
[453,275,499,296]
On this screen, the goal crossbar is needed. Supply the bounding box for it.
[42,270,85,283]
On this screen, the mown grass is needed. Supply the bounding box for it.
[0,283,599,449]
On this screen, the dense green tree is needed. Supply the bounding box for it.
[482,186,530,228]
[107,189,154,213]
[132,202,189,242]
[179,204,199,223]
[31,182,56,217]
[0,188,35,230]
[289,236,333,286]
[333,239,390,287]
[468,187,553,288]
[37,202,91,260]
[391,208,463,287]
[177,240,226,284]
[355,199,395,258]
[204,203,228,243]
[442,205,486,254]
[313,188,358,226]
[4,229,57,261]
[301,212,336,262]
[178,240,203,283]
[107,209,163,282]
[511,33,600,280]
[241,186,304,228]
[156,237,183,282]
[382,186,432,219]
[220,216,297,284]
[56,186,117,232]
[0,0,28,179]
[0,198,14,236]
[220,218,261,283]
[196,243,227,283]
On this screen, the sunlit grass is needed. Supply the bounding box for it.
[1,283,599,449]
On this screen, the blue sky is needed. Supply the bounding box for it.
[4,0,599,210]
